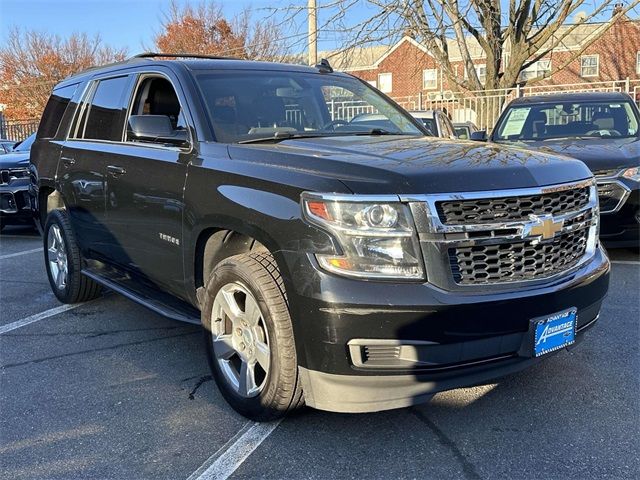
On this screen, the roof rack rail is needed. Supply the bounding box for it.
[130,52,240,61]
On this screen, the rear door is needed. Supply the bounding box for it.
[58,74,134,259]
[102,69,192,295]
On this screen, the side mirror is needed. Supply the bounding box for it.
[127,115,188,146]
[469,130,487,142]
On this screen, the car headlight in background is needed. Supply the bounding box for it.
[621,167,640,182]
[301,193,425,280]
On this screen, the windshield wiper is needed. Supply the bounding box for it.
[352,128,395,135]
[540,136,601,141]
[238,132,329,144]
[237,128,414,144]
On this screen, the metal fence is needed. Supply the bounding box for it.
[0,119,40,142]
[390,79,640,131]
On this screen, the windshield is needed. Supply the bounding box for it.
[494,101,639,142]
[195,70,422,143]
[13,133,36,152]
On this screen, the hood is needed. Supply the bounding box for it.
[227,135,592,195]
[0,151,30,169]
[505,137,640,173]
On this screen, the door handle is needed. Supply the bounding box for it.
[107,165,126,176]
[61,156,75,167]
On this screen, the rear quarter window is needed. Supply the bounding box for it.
[76,76,131,141]
[36,84,78,139]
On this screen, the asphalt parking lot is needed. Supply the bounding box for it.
[1,224,638,480]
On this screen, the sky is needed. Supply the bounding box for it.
[0,0,307,52]
[0,0,634,56]
[0,0,360,54]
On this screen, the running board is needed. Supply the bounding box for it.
[82,266,201,325]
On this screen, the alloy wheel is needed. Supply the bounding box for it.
[47,224,68,291]
[210,282,271,398]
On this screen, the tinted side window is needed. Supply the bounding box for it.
[83,76,130,141]
[37,84,78,139]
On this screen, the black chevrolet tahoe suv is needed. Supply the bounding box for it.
[31,54,610,421]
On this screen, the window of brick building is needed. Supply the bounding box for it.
[636,52,640,74]
[423,69,438,90]
[378,73,392,93]
[581,55,599,77]
[520,60,552,81]
[465,64,486,85]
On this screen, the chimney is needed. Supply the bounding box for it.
[612,3,624,17]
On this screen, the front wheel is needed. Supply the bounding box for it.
[201,252,303,421]
[44,209,102,303]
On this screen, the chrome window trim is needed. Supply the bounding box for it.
[69,80,98,140]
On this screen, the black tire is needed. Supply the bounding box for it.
[0,217,5,233]
[201,251,303,421]
[44,209,102,303]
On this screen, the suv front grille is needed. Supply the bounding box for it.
[436,186,590,225]
[0,168,29,185]
[411,180,598,289]
[449,228,588,285]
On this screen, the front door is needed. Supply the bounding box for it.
[103,72,192,295]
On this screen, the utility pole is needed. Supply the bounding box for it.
[308,0,317,66]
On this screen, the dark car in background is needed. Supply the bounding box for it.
[476,92,639,248]
[409,110,457,138]
[0,133,36,231]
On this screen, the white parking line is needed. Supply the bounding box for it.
[0,303,84,335]
[610,260,639,265]
[187,419,283,480]
[0,248,42,260]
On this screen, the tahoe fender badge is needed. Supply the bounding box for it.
[159,232,180,246]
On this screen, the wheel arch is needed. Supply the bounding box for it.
[38,188,65,230]
[193,224,288,297]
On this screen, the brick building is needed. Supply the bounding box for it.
[321,15,640,99]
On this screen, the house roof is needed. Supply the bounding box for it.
[318,44,392,71]
[322,19,638,72]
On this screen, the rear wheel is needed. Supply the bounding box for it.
[202,252,303,421]
[44,209,102,303]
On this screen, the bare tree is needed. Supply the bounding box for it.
[154,1,291,62]
[281,0,639,93]
[0,29,126,120]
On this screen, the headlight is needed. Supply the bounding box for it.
[301,193,425,280]
[621,167,640,182]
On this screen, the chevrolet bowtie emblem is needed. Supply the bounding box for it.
[523,215,564,241]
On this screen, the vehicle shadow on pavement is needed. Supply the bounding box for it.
[233,264,638,479]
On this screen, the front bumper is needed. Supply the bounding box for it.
[598,177,639,248]
[282,246,610,413]
[0,179,34,223]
